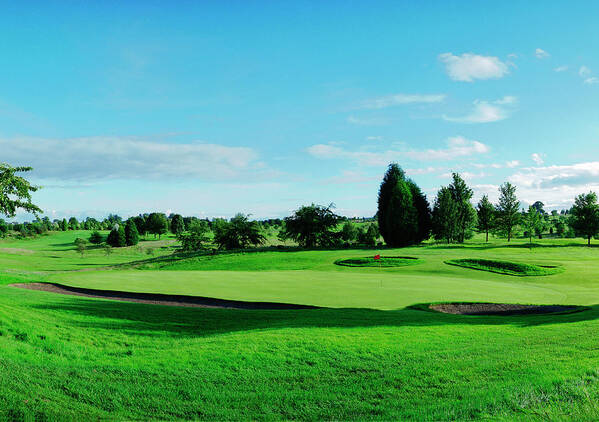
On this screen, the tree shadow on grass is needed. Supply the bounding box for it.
[31,294,599,338]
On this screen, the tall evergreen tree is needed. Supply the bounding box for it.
[432,187,458,243]
[476,195,495,242]
[495,182,520,242]
[569,192,599,246]
[125,219,140,246]
[377,164,419,247]
[408,180,432,243]
[447,173,476,243]
[106,225,126,247]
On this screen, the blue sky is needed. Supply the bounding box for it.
[2,1,599,220]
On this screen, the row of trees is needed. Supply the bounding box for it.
[377,163,599,247]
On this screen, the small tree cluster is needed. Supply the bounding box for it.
[214,214,265,249]
[431,173,476,243]
[280,204,341,248]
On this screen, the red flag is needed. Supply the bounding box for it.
[374,254,381,260]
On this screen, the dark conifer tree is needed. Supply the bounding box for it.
[408,180,432,243]
[377,164,419,247]
[125,219,140,246]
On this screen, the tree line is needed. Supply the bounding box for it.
[377,163,599,247]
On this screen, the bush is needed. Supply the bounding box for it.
[89,231,104,244]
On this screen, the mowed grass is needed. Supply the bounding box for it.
[4,232,599,419]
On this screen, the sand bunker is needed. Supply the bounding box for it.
[430,302,580,316]
[10,282,318,310]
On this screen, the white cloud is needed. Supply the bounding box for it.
[535,48,550,59]
[365,136,383,141]
[554,65,568,72]
[1,137,266,182]
[307,136,490,166]
[438,53,509,82]
[506,160,520,168]
[443,96,516,123]
[358,93,446,109]
[579,66,591,77]
[584,77,599,85]
[508,162,599,208]
[531,153,545,165]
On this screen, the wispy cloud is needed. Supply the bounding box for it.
[554,65,568,72]
[438,53,509,82]
[307,136,490,166]
[346,115,388,126]
[584,77,599,85]
[443,96,516,123]
[535,48,550,59]
[1,137,269,182]
[579,66,591,77]
[357,93,446,109]
[531,153,545,165]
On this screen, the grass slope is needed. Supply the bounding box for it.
[334,256,420,267]
[446,258,564,276]
[3,232,599,419]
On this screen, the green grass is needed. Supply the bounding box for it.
[446,258,564,276]
[334,256,420,267]
[4,232,599,419]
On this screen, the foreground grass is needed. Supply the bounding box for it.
[3,232,599,419]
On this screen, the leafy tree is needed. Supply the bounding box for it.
[74,238,87,257]
[431,187,458,243]
[106,225,126,247]
[132,215,147,237]
[0,164,41,217]
[125,219,140,246]
[569,192,599,246]
[89,230,104,244]
[476,195,495,242]
[447,173,476,243]
[178,220,210,252]
[377,164,419,247]
[104,245,113,256]
[280,204,341,248]
[147,213,168,239]
[522,205,543,245]
[60,218,68,231]
[68,217,79,230]
[214,213,265,249]
[340,221,358,243]
[495,182,520,242]
[170,214,185,235]
[357,223,379,246]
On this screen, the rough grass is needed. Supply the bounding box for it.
[2,232,599,420]
[445,258,564,276]
[335,256,420,267]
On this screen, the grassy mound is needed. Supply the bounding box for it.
[446,258,563,276]
[335,256,420,268]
